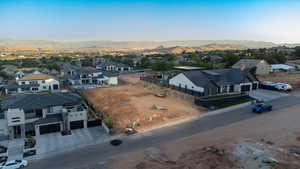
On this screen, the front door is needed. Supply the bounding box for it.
[13,126,21,139]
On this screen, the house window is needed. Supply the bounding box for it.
[36,109,43,117]
[42,80,45,83]
[21,81,26,85]
[53,84,59,90]
[31,87,39,91]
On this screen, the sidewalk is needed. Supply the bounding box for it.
[7,139,24,161]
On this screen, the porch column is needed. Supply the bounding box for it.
[227,86,230,93]
[35,125,40,136]
[84,120,87,128]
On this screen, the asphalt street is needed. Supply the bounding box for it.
[26,95,300,169]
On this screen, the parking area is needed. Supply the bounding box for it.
[249,89,289,101]
[29,127,110,160]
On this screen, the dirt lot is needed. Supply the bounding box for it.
[258,71,300,89]
[107,103,300,169]
[82,74,205,132]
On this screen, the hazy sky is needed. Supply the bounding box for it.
[0,0,300,43]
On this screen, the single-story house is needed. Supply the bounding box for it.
[232,59,271,75]
[169,68,259,96]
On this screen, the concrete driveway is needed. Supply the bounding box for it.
[27,127,110,160]
[249,89,289,101]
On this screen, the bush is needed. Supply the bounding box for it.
[104,116,114,129]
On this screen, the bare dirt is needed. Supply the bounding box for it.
[82,74,205,132]
[258,72,300,89]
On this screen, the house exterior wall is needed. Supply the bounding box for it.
[256,62,271,75]
[0,119,8,136]
[16,78,60,93]
[6,109,25,126]
[107,76,118,85]
[169,73,204,93]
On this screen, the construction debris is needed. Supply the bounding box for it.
[151,105,167,110]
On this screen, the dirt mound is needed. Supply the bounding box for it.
[135,146,239,169]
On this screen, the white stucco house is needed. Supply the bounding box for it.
[4,73,60,94]
[169,68,259,96]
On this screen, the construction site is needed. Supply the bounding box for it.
[82,73,205,133]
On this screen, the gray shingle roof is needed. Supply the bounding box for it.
[1,92,82,111]
[182,68,257,87]
[35,114,63,125]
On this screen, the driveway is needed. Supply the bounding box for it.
[249,89,289,101]
[27,127,110,161]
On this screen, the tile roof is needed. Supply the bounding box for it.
[19,73,54,81]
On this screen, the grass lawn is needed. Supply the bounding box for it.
[217,98,253,109]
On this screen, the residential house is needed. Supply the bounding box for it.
[4,73,60,94]
[96,61,133,72]
[169,68,259,96]
[15,68,41,80]
[0,92,88,139]
[68,67,118,89]
[1,65,18,77]
[232,59,271,75]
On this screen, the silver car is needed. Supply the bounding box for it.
[0,160,28,169]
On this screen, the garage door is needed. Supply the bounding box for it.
[252,83,258,90]
[87,120,101,128]
[241,85,251,92]
[39,123,61,135]
[70,120,84,130]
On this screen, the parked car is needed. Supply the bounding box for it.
[252,103,273,113]
[274,83,292,91]
[0,160,28,169]
[260,81,292,92]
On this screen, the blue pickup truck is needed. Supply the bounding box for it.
[252,103,273,113]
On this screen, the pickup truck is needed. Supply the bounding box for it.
[252,103,273,113]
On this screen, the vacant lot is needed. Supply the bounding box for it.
[83,74,205,132]
[258,71,300,89]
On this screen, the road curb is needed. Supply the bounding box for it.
[137,101,252,134]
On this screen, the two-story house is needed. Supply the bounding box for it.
[96,61,133,72]
[4,73,60,94]
[68,67,118,89]
[0,92,88,139]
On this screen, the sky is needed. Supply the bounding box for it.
[0,0,300,43]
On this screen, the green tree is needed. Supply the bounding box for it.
[295,46,300,59]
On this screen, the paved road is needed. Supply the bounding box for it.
[27,95,300,169]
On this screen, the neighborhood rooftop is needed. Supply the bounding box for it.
[19,73,54,81]
[183,68,257,87]
[1,92,82,111]
[232,59,264,67]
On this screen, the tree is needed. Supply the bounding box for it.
[295,46,300,59]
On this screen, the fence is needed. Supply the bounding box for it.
[140,76,204,97]
[195,94,251,108]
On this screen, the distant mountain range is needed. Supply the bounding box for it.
[0,39,299,52]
